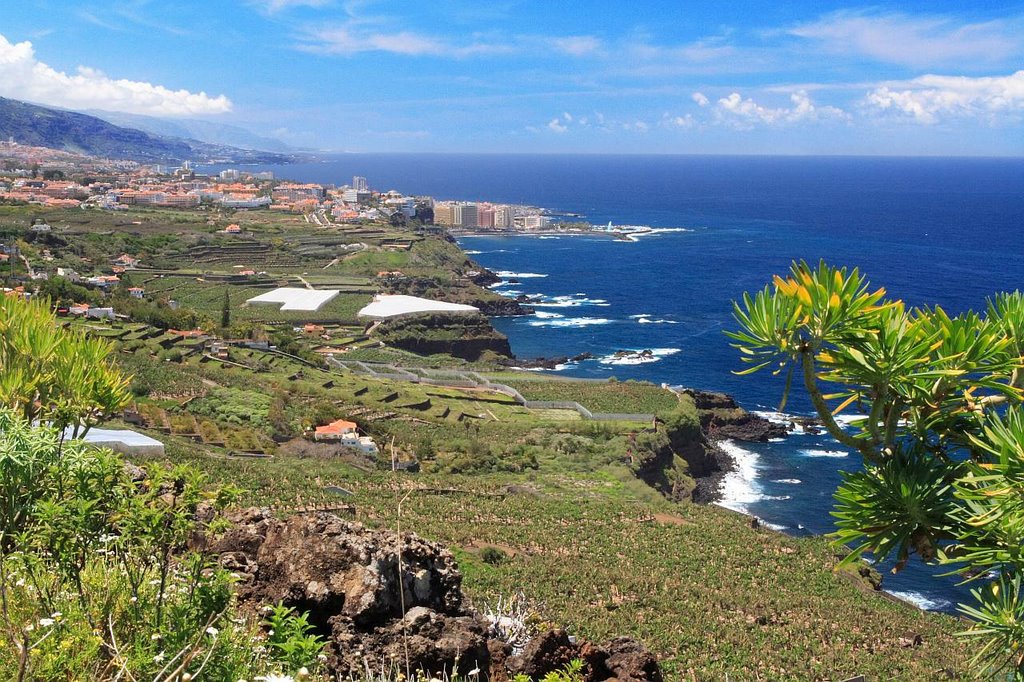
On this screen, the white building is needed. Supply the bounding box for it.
[352,176,368,191]
[342,188,372,204]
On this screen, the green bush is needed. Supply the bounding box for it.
[480,546,508,565]
[0,410,285,680]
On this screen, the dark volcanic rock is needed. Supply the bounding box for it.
[474,298,534,316]
[684,389,790,442]
[201,508,664,681]
[598,637,665,682]
[499,352,592,370]
[508,629,578,679]
[203,510,479,677]
[207,510,463,622]
[707,412,789,442]
[508,630,664,682]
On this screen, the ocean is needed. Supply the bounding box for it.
[208,154,1024,612]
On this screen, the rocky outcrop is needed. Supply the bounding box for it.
[508,630,663,682]
[201,509,663,681]
[473,297,534,317]
[499,353,593,370]
[654,390,791,503]
[684,390,790,442]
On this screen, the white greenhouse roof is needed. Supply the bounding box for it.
[64,428,165,456]
[246,287,339,311]
[357,294,479,319]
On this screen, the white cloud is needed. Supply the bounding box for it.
[0,34,231,117]
[714,90,847,128]
[622,120,649,133]
[252,0,332,13]
[549,35,603,57]
[547,118,568,133]
[864,70,1024,124]
[691,92,709,107]
[789,10,1024,68]
[662,113,695,128]
[299,23,510,57]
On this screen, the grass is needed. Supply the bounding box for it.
[493,376,682,415]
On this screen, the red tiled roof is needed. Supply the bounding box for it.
[314,419,357,436]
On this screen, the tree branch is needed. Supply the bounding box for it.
[801,350,881,464]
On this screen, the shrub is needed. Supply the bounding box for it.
[481,546,509,565]
[0,410,283,681]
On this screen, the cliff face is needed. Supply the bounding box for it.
[375,312,513,361]
[634,390,789,503]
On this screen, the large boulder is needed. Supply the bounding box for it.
[201,509,664,681]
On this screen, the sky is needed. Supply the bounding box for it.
[2,0,1024,155]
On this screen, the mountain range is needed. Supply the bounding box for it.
[0,96,296,164]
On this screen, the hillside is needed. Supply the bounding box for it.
[0,96,293,163]
[86,109,293,152]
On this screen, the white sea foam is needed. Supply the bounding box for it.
[833,413,867,428]
[528,317,612,328]
[628,313,651,318]
[531,295,610,308]
[464,250,482,255]
[636,317,678,325]
[597,348,680,365]
[762,521,788,531]
[752,410,815,434]
[533,311,564,319]
[773,478,802,484]
[753,410,796,425]
[715,440,763,514]
[801,448,849,458]
[538,235,560,240]
[495,271,548,279]
[886,590,952,612]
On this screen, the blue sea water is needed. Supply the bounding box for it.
[214,154,1024,612]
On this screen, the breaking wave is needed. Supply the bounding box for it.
[597,348,680,365]
[528,317,613,328]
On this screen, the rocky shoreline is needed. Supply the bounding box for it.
[682,389,792,504]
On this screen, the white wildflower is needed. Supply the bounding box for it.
[206,626,219,636]
[151,633,162,641]
[468,668,481,677]
[39,618,55,627]
[153,651,165,664]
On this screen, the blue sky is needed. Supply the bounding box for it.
[2,0,1024,155]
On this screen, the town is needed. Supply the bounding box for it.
[0,138,564,231]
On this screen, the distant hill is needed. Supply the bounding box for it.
[86,110,292,153]
[0,97,295,164]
